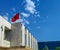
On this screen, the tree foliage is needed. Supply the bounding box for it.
[55,47,60,50]
[43,45,49,50]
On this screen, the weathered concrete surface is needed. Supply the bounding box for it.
[0,47,32,50]
[6,47,31,50]
[10,23,22,47]
[0,47,6,50]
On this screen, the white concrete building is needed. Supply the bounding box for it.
[0,16,38,50]
[0,16,11,48]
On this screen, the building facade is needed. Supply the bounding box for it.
[0,16,38,50]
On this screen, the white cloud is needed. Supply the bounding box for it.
[3,13,9,20]
[6,13,9,16]
[24,19,30,25]
[21,12,30,18]
[26,0,35,8]
[23,0,40,18]
[34,13,40,17]
[25,20,30,24]
[35,12,39,14]
[25,0,36,14]
[37,14,40,17]
[35,12,40,17]
[12,8,16,12]
[3,16,8,20]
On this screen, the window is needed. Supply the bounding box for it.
[4,26,11,41]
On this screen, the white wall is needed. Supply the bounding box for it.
[26,29,29,47]
[0,16,11,29]
[30,33,32,48]
[0,16,11,40]
[21,24,25,46]
[0,16,11,47]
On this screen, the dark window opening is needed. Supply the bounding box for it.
[4,27,11,41]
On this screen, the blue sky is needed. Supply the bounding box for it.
[0,0,60,42]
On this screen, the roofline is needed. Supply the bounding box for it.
[0,16,11,24]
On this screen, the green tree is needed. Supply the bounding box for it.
[55,47,60,50]
[43,45,49,50]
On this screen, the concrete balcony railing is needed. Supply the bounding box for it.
[0,40,10,48]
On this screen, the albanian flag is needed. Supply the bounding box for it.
[11,13,19,22]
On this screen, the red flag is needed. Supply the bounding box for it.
[11,13,19,22]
